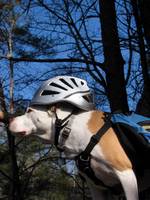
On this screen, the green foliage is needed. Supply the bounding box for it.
[13,26,56,58]
[0,1,55,59]
[0,132,90,199]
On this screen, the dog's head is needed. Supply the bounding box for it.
[9,75,94,143]
[9,106,56,142]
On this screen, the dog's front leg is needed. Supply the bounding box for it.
[115,169,139,200]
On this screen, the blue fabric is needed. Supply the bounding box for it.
[111,113,150,143]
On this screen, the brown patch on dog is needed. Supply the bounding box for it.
[87,111,105,133]
[88,111,132,171]
[100,129,132,171]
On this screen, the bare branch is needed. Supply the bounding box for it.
[8,56,105,70]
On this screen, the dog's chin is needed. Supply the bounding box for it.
[11,131,28,137]
[9,128,33,137]
[32,132,51,143]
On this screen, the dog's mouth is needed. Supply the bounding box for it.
[11,131,27,137]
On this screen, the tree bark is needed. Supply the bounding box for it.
[7,129,23,200]
[139,0,150,46]
[132,0,150,117]
[99,0,129,113]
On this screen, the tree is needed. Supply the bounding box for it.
[132,0,150,116]
[99,0,129,113]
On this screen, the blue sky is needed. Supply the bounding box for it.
[0,0,143,113]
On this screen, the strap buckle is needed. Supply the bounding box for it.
[62,127,71,139]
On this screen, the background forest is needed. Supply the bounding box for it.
[0,0,150,199]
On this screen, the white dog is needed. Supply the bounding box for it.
[9,76,142,200]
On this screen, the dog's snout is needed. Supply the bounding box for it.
[9,115,31,137]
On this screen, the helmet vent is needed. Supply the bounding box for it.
[50,82,68,91]
[59,78,73,89]
[70,78,78,87]
[41,90,60,96]
[81,81,84,85]
[83,94,92,102]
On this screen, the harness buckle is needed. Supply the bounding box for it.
[56,127,71,152]
[62,127,71,139]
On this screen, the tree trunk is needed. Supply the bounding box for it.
[6,58,23,200]
[132,0,150,117]
[139,0,150,46]
[99,0,129,113]
[7,129,23,200]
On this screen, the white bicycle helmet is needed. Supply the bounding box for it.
[30,76,94,111]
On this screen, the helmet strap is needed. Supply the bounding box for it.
[54,109,76,151]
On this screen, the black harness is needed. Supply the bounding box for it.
[54,111,73,150]
[54,111,123,194]
[75,116,112,188]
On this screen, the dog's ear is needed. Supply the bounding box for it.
[27,107,34,113]
[47,105,57,117]
[50,105,57,113]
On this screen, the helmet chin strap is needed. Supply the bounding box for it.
[52,107,78,151]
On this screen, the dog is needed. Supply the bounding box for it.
[9,103,141,200]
